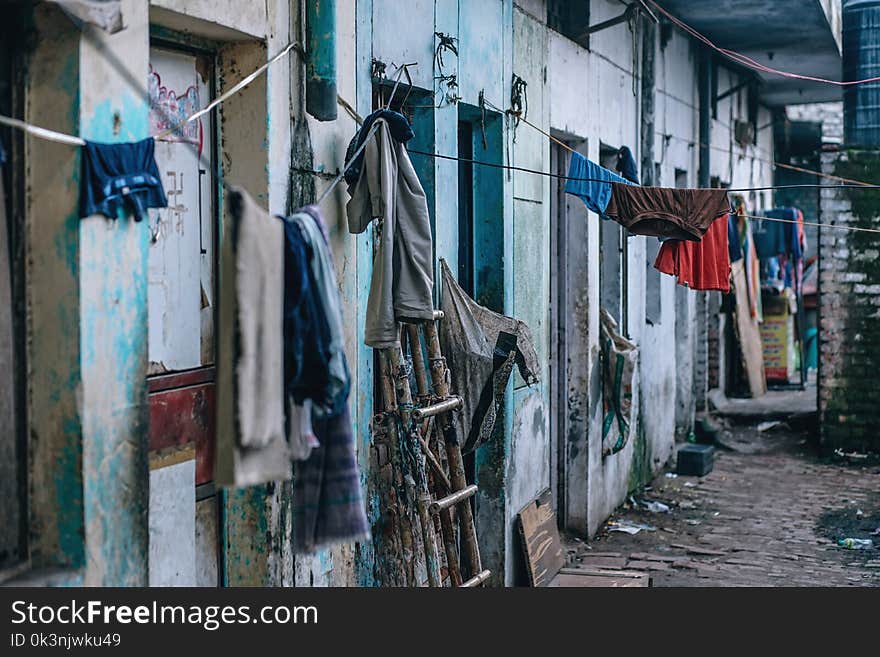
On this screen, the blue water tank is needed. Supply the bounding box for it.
[844,0,880,146]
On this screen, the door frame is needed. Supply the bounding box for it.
[549,137,590,534]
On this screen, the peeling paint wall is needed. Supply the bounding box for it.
[26,4,85,574]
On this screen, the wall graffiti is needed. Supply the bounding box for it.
[149,64,202,153]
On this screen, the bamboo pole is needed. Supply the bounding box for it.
[377,349,419,586]
[388,345,441,588]
[405,323,461,587]
[422,320,485,582]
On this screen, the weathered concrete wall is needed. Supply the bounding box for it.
[546,2,776,537]
[508,4,549,585]
[78,0,152,586]
[788,101,844,146]
[294,0,361,587]
[25,4,85,575]
[18,0,296,586]
[818,149,880,453]
[641,24,694,478]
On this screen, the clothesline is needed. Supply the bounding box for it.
[402,147,880,236]
[483,97,878,190]
[0,39,303,149]
[405,147,879,193]
[740,212,880,236]
[155,41,302,140]
[3,42,879,236]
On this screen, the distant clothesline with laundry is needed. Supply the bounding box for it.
[484,98,876,191]
[2,27,880,237]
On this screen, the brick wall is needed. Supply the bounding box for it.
[787,102,844,144]
[694,291,709,412]
[707,293,721,392]
[818,149,880,453]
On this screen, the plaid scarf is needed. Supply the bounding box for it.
[292,405,370,553]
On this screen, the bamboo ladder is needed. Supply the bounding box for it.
[376,310,491,587]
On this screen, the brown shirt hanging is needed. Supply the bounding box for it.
[604,183,730,241]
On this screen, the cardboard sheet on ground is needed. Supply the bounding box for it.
[517,490,650,588]
[731,259,767,397]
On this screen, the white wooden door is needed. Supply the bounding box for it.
[147,45,218,587]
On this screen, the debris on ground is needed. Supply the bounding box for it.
[562,416,880,586]
[757,420,782,432]
[642,500,671,513]
[834,448,869,461]
[838,538,874,550]
[670,543,727,556]
[607,520,656,535]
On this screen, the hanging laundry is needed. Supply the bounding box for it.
[754,207,802,259]
[346,117,435,349]
[277,205,368,551]
[653,214,730,292]
[729,259,768,399]
[728,212,743,263]
[796,208,807,254]
[730,195,763,321]
[794,209,806,294]
[616,145,639,184]
[292,404,370,554]
[343,109,414,186]
[439,259,540,455]
[563,151,632,217]
[290,207,351,416]
[215,187,289,487]
[79,138,167,222]
[279,212,333,411]
[742,218,763,322]
[603,184,730,241]
[600,309,637,457]
[288,399,319,462]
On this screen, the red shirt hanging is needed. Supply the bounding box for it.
[653,214,730,292]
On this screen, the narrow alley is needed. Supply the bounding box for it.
[567,392,880,587]
[2,0,879,594]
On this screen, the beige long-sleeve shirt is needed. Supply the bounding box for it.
[346,119,435,348]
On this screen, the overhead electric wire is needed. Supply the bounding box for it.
[647,0,880,87]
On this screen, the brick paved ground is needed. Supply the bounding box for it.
[564,419,880,587]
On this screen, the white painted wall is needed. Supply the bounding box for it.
[148,458,196,586]
[544,1,775,537]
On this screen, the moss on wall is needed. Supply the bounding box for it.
[834,151,880,279]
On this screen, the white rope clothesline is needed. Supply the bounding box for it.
[0,114,86,146]
[0,40,302,147]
